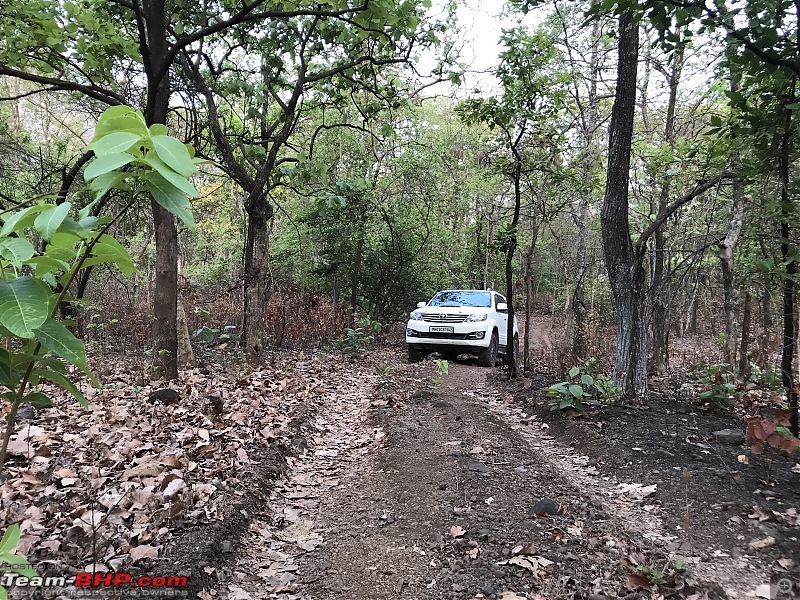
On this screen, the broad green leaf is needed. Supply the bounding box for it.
[83,236,136,277]
[0,553,37,578]
[0,347,18,388]
[0,524,20,555]
[86,131,141,156]
[0,238,35,268]
[94,107,147,138]
[21,391,53,408]
[34,202,71,241]
[568,366,580,377]
[83,152,135,181]
[0,205,48,237]
[48,232,81,250]
[142,156,199,197]
[149,123,168,136]
[35,318,88,371]
[569,384,584,399]
[0,278,50,338]
[143,172,195,227]
[35,369,88,408]
[151,135,195,177]
[88,170,130,200]
[580,373,594,386]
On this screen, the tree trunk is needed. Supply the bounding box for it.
[143,0,179,379]
[600,12,644,399]
[571,22,601,361]
[778,106,799,436]
[719,193,745,363]
[350,224,365,316]
[717,0,745,367]
[242,199,274,364]
[505,159,522,380]
[523,221,538,374]
[650,35,684,374]
[739,290,752,379]
[572,201,589,360]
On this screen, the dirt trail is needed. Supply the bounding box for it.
[215,355,772,600]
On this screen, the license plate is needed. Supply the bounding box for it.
[429,326,454,333]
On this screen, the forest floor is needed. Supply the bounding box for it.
[209,341,799,600]
[1,319,799,600]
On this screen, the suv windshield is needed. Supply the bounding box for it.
[428,291,491,308]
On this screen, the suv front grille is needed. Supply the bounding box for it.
[421,314,468,323]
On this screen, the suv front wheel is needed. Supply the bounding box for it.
[477,331,498,367]
[408,345,426,363]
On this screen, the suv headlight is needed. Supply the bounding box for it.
[464,313,487,322]
[410,311,423,321]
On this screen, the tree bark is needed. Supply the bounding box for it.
[572,201,589,360]
[650,36,684,374]
[505,157,522,380]
[778,105,798,436]
[600,12,645,399]
[716,0,745,367]
[523,220,538,375]
[242,199,274,363]
[143,0,179,379]
[739,290,752,379]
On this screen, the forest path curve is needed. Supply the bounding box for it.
[215,353,766,600]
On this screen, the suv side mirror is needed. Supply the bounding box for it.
[416,301,426,308]
[497,302,508,312]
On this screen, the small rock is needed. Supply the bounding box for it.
[466,461,491,473]
[514,466,528,473]
[438,483,447,491]
[291,437,308,450]
[148,388,180,404]
[713,429,745,444]
[529,498,565,516]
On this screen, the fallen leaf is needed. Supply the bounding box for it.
[749,536,776,549]
[450,525,466,538]
[627,573,651,591]
[130,545,159,562]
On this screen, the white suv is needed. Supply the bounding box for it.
[405,289,519,367]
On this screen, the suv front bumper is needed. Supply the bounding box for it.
[405,320,492,349]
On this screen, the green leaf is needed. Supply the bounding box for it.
[0,524,20,555]
[86,131,142,156]
[82,235,136,277]
[151,135,195,177]
[0,278,50,339]
[0,205,48,237]
[34,202,71,241]
[143,172,195,227]
[88,171,130,200]
[35,318,88,371]
[1,553,37,578]
[569,384,584,399]
[142,156,199,197]
[559,398,572,409]
[568,366,580,377]
[34,369,88,408]
[0,238,35,268]
[149,124,169,136]
[83,152,135,181]
[580,373,594,386]
[21,391,53,408]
